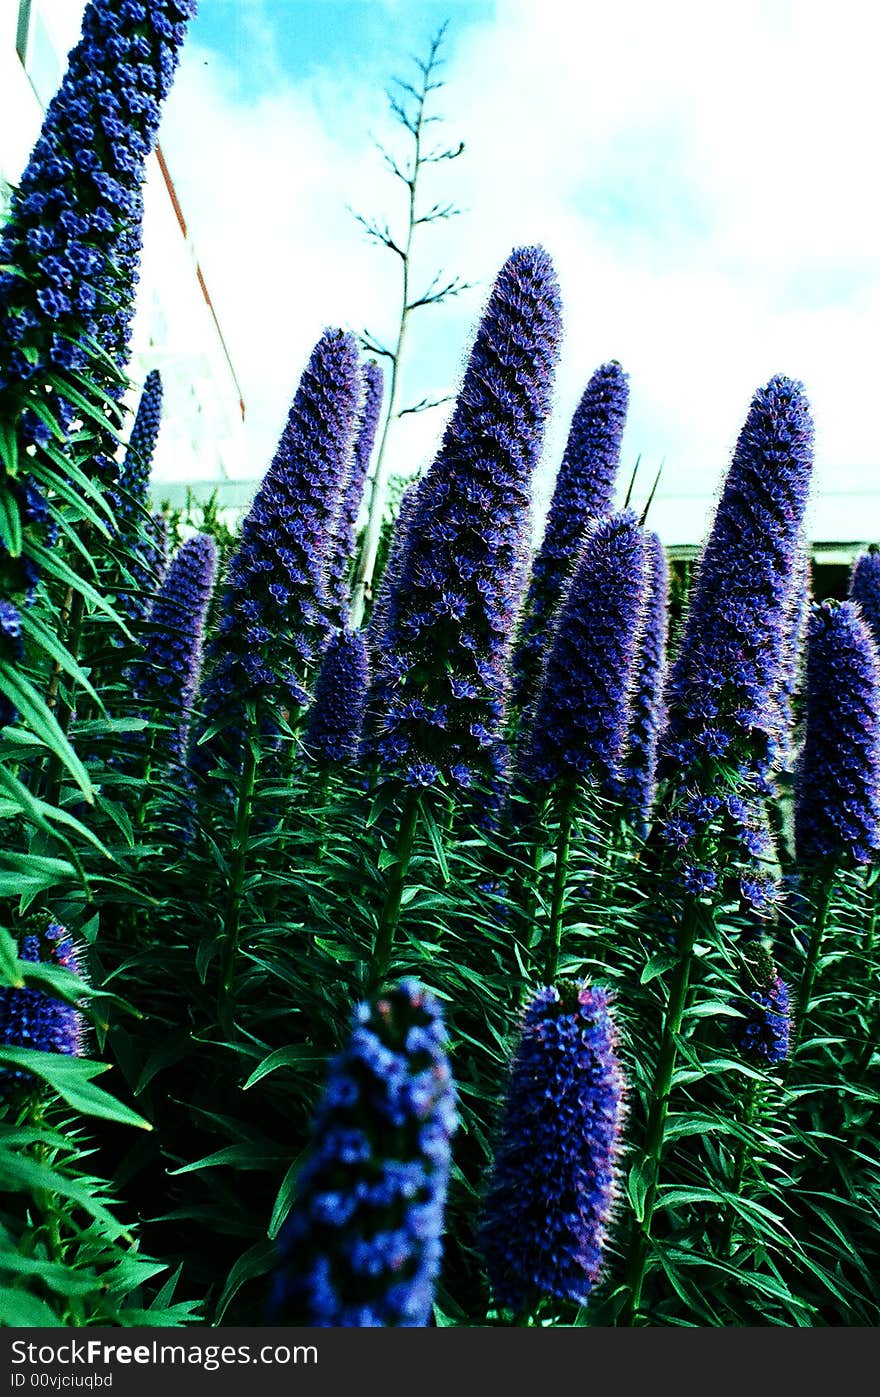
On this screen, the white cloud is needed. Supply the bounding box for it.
[157,0,880,545]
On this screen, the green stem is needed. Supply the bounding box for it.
[219,740,259,1008]
[718,1079,760,1258]
[350,37,446,628]
[369,789,420,990]
[43,588,86,808]
[786,873,833,1071]
[622,896,700,1324]
[543,787,575,984]
[857,875,879,1078]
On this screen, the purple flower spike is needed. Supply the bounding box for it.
[130,532,217,768]
[850,545,880,651]
[118,370,164,509]
[518,510,646,794]
[305,629,370,765]
[0,0,195,725]
[0,921,86,1096]
[327,361,384,624]
[368,246,563,797]
[108,371,167,621]
[479,980,625,1311]
[730,943,791,1067]
[621,530,669,834]
[270,979,458,1327]
[0,1,196,413]
[657,375,815,907]
[794,599,880,867]
[513,361,629,708]
[194,328,362,774]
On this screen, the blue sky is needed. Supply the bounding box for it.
[157,0,880,545]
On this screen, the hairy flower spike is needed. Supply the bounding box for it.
[518,510,646,794]
[730,943,791,1066]
[621,531,669,834]
[850,545,880,651]
[327,361,384,625]
[794,599,880,867]
[479,980,625,1311]
[129,533,217,768]
[305,629,370,765]
[107,370,167,621]
[513,361,629,708]
[270,979,458,1327]
[657,375,815,907]
[194,329,362,774]
[0,1,195,410]
[368,246,562,797]
[0,0,194,721]
[0,920,86,1096]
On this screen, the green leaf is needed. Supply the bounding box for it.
[627,1155,651,1222]
[0,1287,63,1326]
[0,661,94,800]
[0,1048,150,1129]
[0,486,22,557]
[0,851,77,899]
[268,1157,305,1240]
[214,1241,277,1324]
[0,926,22,987]
[243,1045,325,1090]
[25,540,131,636]
[641,949,678,984]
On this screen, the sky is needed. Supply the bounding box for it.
[156,0,880,545]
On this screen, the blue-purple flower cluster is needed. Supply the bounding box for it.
[367,247,562,796]
[657,375,815,907]
[620,530,668,834]
[108,370,168,620]
[270,979,458,1327]
[129,532,217,768]
[794,599,880,867]
[0,0,194,724]
[849,545,880,652]
[730,944,791,1066]
[327,361,383,625]
[518,510,645,794]
[479,980,625,1311]
[513,361,629,709]
[305,629,370,766]
[0,921,85,1096]
[194,329,362,774]
[0,0,195,418]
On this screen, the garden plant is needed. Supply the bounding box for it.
[0,0,878,1330]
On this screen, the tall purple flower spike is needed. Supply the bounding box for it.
[0,0,195,722]
[657,375,815,908]
[620,530,669,834]
[518,510,646,796]
[327,361,384,624]
[368,246,562,797]
[130,532,217,768]
[730,943,791,1067]
[513,361,629,709]
[305,628,370,765]
[850,545,880,651]
[0,920,85,1096]
[270,979,458,1327]
[194,328,362,775]
[109,370,167,621]
[794,599,880,868]
[479,980,625,1311]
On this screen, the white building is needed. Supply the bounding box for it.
[0,0,246,495]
